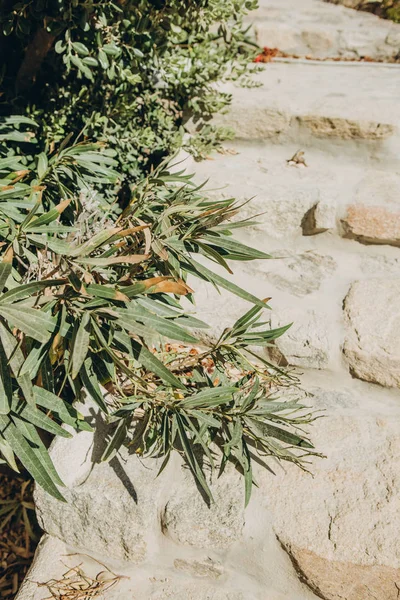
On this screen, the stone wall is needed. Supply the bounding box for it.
[18,2,400,600]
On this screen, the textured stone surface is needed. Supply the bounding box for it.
[301,115,394,140]
[15,536,68,600]
[262,387,400,600]
[343,279,400,387]
[35,447,160,563]
[268,309,331,369]
[35,427,245,560]
[173,558,224,579]
[161,458,245,549]
[213,63,400,151]
[189,147,339,240]
[302,198,337,235]
[148,582,257,600]
[250,0,400,60]
[342,171,400,245]
[267,251,337,297]
[360,254,400,275]
[342,204,400,245]
[354,171,400,206]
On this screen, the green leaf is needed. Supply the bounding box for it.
[189,410,221,428]
[0,306,55,343]
[175,413,213,502]
[98,48,109,69]
[55,40,66,54]
[82,56,99,67]
[232,305,265,334]
[201,235,271,260]
[0,248,12,294]
[137,297,209,329]
[101,418,129,462]
[72,42,89,56]
[102,43,120,56]
[187,258,267,308]
[33,386,92,432]
[0,415,65,501]
[0,437,19,472]
[119,305,199,343]
[37,152,48,178]
[71,312,91,379]
[0,279,66,304]
[80,357,108,413]
[180,386,237,409]
[243,440,253,507]
[13,416,66,488]
[19,340,49,378]
[0,338,12,414]
[86,284,128,302]
[11,399,72,438]
[0,323,34,405]
[247,418,314,448]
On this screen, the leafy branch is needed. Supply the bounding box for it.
[0,117,320,505]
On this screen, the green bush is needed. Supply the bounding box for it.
[0,1,318,505]
[0,0,259,180]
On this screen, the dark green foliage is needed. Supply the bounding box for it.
[0,0,259,181]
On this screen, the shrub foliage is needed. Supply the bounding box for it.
[0,0,259,178]
[0,1,318,505]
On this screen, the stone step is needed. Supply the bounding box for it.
[181,143,400,375]
[247,0,400,60]
[212,61,400,161]
[187,144,400,246]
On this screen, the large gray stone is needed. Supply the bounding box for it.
[35,424,245,562]
[35,436,163,563]
[343,279,400,387]
[161,461,245,549]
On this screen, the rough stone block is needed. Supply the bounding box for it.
[343,279,400,387]
[268,308,331,369]
[342,204,400,246]
[260,387,400,600]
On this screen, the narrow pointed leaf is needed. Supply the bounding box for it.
[0,306,55,342]
[0,323,34,404]
[0,415,65,501]
[0,338,12,414]
[71,312,91,379]
[130,340,186,390]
